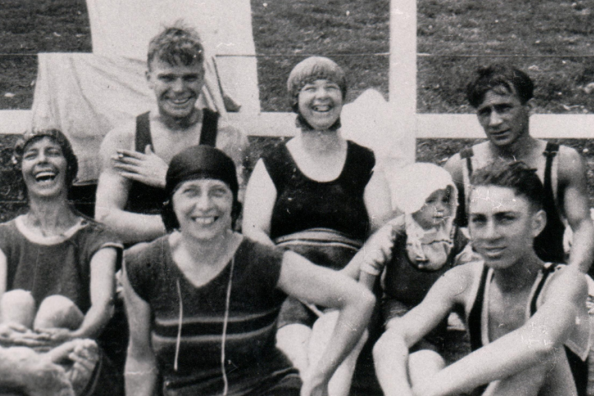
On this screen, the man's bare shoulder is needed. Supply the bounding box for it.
[556,144,587,183]
[434,260,483,303]
[101,120,137,154]
[444,152,464,182]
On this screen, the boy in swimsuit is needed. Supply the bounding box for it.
[373,160,589,396]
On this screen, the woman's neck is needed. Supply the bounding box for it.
[179,230,241,267]
[297,129,345,155]
[25,198,79,237]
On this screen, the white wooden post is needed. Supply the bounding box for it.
[389,0,417,163]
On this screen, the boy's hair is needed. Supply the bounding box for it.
[466,63,534,108]
[147,22,204,70]
[469,160,544,211]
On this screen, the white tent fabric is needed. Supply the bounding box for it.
[341,89,415,209]
[31,53,227,183]
[86,0,260,113]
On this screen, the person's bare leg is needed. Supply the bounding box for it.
[1,289,36,328]
[276,323,312,374]
[308,310,368,396]
[34,295,83,331]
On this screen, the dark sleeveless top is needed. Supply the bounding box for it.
[125,109,219,215]
[457,142,565,263]
[262,141,374,242]
[467,263,587,396]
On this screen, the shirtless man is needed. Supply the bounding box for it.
[95,24,248,244]
[373,160,589,396]
[445,64,594,273]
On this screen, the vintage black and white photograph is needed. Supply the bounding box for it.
[1,1,594,395]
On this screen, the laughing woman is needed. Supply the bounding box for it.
[123,145,374,396]
[242,56,392,393]
[0,130,123,395]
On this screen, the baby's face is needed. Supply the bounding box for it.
[412,187,453,230]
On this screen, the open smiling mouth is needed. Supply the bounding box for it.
[169,97,193,106]
[192,216,217,225]
[312,105,332,112]
[34,171,57,183]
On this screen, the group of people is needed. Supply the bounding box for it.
[1,22,593,396]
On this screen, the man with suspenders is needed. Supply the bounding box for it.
[95,24,248,244]
[445,63,594,273]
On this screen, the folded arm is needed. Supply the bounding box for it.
[415,266,588,396]
[95,128,166,244]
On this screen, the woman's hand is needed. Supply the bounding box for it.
[0,323,51,348]
[37,328,75,345]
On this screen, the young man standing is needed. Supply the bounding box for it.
[373,161,590,396]
[95,25,248,244]
[445,64,594,273]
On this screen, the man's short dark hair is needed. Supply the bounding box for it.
[469,160,544,211]
[147,22,204,70]
[466,64,534,108]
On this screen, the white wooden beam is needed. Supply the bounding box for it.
[2,110,594,139]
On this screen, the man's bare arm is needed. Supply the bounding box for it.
[559,146,594,273]
[415,266,588,396]
[95,127,166,244]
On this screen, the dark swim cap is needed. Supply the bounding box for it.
[162,145,239,231]
[165,145,238,199]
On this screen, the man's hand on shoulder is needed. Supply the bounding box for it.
[112,145,168,189]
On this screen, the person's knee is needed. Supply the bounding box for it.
[34,295,83,331]
[276,324,312,372]
[1,289,36,328]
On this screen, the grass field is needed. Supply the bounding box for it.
[3,0,594,113]
[3,0,594,203]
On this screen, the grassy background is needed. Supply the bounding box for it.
[2,0,594,211]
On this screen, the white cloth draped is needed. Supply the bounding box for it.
[341,89,416,208]
[85,0,260,113]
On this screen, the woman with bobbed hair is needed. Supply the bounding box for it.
[0,129,123,395]
[123,145,375,396]
[242,56,392,393]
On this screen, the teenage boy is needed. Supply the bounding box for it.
[373,161,589,396]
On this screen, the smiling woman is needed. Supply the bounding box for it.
[0,129,124,395]
[242,56,392,395]
[122,145,375,396]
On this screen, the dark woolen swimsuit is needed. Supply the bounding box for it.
[456,142,565,263]
[125,109,219,215]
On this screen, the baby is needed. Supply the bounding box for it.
[352,162,472,351]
